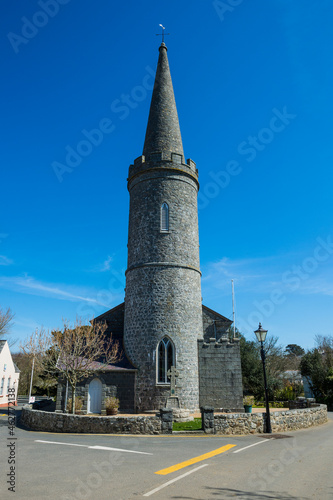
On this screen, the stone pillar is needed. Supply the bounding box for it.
[201,406,215,434]
[56,381,65,412]
[159,408,173,434]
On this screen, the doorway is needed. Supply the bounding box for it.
[88,378,102,414]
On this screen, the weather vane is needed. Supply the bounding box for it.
[156,24,170,44]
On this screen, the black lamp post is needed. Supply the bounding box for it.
[254,323,272,434]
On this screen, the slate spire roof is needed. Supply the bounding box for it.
[143,42,184,159]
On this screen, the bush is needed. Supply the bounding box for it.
[66,397,83,414]
[254,401,288,408]
[274,382,303,401]
[105,396,119,411]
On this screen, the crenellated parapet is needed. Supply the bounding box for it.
[200,336,240,348]
[128,153,199,187]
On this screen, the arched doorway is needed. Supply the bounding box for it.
[88,378,102,414]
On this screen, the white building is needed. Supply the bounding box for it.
[0,340,20,407]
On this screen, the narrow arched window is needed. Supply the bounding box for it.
[161,202,169,232]
[157,337,175,383]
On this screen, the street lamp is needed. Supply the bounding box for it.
[254,323,272,434]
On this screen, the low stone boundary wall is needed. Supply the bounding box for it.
[20,407,173,435]
[20,405,328,435]
[211,405,327,435]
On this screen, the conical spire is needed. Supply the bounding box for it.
[143,43,184,159]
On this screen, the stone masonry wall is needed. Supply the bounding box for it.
[21,405,328,435]
[56,372,135,413]
[213,405,328,434]
[124,163,203,412]
[198,338,243,411]
[20,407,172,434]
[125,266,202,411]
[126,169,200,268]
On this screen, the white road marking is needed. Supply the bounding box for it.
[233,439,273,454]
[35,440,153,455]
[143,464,209,497]
[89,445,153,455]
[35,440,86,447]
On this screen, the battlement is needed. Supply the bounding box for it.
[198,337,240,348]
[128,152,198,181]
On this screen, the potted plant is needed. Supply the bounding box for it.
[243,395,254,413]
[105,396,120,415]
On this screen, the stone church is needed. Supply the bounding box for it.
[56,42,243,414]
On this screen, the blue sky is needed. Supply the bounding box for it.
[1,0,332,351]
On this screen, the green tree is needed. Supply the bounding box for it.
[12,352,35,395]
[285,344,305,357]
[239,333,263,399]
[239,330,288,400]
[300,335,333,406]
[34,350,58,397]
[13,348,57,396]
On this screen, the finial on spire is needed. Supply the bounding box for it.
[156,24,170,44]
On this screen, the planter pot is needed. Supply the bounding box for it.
[244,405,252,413]
[106,408,118,415]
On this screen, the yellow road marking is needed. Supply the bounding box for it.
[155,444,236,475]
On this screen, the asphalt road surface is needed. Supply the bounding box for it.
[0,410,332,499]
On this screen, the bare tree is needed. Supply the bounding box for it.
[263,335,289,378]
[315,335,333,354]
[21,319,121,413]
[0,307,14,339]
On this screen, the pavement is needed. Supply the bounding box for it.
[1,413,332,499]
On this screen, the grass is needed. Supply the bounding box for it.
[172,418,202,431]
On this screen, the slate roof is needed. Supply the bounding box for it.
[0,340,5,354]
[143,42,184,159]
[56,351,135,373]
[202,305,232,325]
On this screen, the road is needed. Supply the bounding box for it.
[0,411,332,499]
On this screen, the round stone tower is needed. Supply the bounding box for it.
[123,42,203,411]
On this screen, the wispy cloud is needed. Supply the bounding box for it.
[202,247,333,299]
[202,256,277,293]
[291,275,333,297]
[14,316,41,331]
[0,255,13,266]
[85,254,118,273]
[101,255,112,272]
[0,275,109,306]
